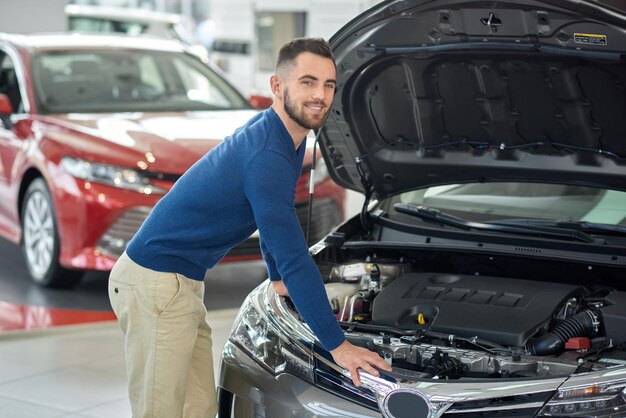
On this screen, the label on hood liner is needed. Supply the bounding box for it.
[574,33,607,45]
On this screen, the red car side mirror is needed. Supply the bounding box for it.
[0,93,13,115]
[248,94,273,110]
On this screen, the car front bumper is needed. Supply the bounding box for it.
[55,177,344,271]
[219,340,380,418]
[219,281,626,418]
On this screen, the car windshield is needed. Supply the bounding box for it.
[68,16,149,35]
[31,49,250,113]
[392,182,626,226]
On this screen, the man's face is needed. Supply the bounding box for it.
[280,52,336,130]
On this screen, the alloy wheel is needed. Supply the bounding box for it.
[23,189,55,281]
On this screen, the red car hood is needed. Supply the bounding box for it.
[41,110,258,173]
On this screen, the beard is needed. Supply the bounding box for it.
[283,88,328,130]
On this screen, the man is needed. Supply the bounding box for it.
[108,37,391,418]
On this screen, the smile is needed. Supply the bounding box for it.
[305,104,324,113]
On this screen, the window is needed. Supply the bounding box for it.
[0,52,22,113]
[256,11,306,71]
[68,16,148,35]
[397,183,626,225]
[137,56,165,94]
[172,57,231,107]
[32,50,249,113]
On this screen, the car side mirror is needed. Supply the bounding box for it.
[0,93,13,129]
[248,94,273,110]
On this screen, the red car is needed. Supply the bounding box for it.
[0,33,345,287]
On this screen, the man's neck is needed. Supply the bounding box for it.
[271,103,309,149]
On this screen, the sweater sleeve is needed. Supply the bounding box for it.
[259,235,280,281]
[244,151,345,351]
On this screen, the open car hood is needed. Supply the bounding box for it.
[319,0,626,200]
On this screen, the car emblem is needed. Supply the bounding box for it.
[382,389,432,418]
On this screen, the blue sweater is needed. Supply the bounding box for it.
[126,108,345,351]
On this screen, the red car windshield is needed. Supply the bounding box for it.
[32,49,250,113]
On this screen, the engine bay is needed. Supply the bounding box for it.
[319,258,626,380]
[371,272,583,347]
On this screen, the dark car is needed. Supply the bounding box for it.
[218,1,626,417]
[0,33,345,288]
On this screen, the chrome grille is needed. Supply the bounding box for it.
[442,392,552,417]
[226,198,341,258]
[296,197,342,245]
[97,198,342,260]
[312,354,560,418]
[97,206,152,258]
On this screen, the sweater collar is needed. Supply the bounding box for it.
[266,107,307,154]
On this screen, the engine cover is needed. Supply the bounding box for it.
[371,273,582,347]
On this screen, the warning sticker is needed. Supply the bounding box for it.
[574,33,607,46]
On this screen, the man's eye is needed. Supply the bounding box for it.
[326,84,336,89]
[302,80,313,86]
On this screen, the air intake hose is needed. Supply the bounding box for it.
[528,310,599,356]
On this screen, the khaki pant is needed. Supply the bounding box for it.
[108,252,217,418]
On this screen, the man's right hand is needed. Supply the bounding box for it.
[272,280,289,296]
[330,340,392,387]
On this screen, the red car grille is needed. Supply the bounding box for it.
[96,198,341,260]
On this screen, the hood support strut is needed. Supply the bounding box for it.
[305,133,322,245]
[356,156,374,235]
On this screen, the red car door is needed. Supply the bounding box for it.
[0,47,27,242]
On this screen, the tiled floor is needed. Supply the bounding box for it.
[0,308,238,418]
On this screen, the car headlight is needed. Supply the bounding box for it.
[230,285,379,410]
[538,381,626,417]
[230,289,315,383]
[61,156,166,194]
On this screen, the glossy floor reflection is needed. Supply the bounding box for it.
[0,235,266,417]
[0,309,237,418]
[0,302,116,332]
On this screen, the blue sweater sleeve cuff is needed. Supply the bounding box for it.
[320,327,346,352]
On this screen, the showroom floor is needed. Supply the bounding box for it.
[0,307,237,418]
[0,236,267,417]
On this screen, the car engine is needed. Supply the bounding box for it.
[322,262,626,379]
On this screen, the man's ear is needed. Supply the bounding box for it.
[269,74,282,98]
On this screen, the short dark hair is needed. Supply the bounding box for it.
[275,37,334,73]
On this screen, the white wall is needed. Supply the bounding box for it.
[211,0,383,96]
[0,0,67,34]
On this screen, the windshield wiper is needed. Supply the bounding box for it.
[488,219,626,236]
[393,203,595,243]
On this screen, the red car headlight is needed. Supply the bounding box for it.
[61,156,166,195]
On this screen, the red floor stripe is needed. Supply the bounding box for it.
[0,302,117,332]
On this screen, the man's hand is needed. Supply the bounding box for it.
[272,280,289,296]
[330,340,392,387]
